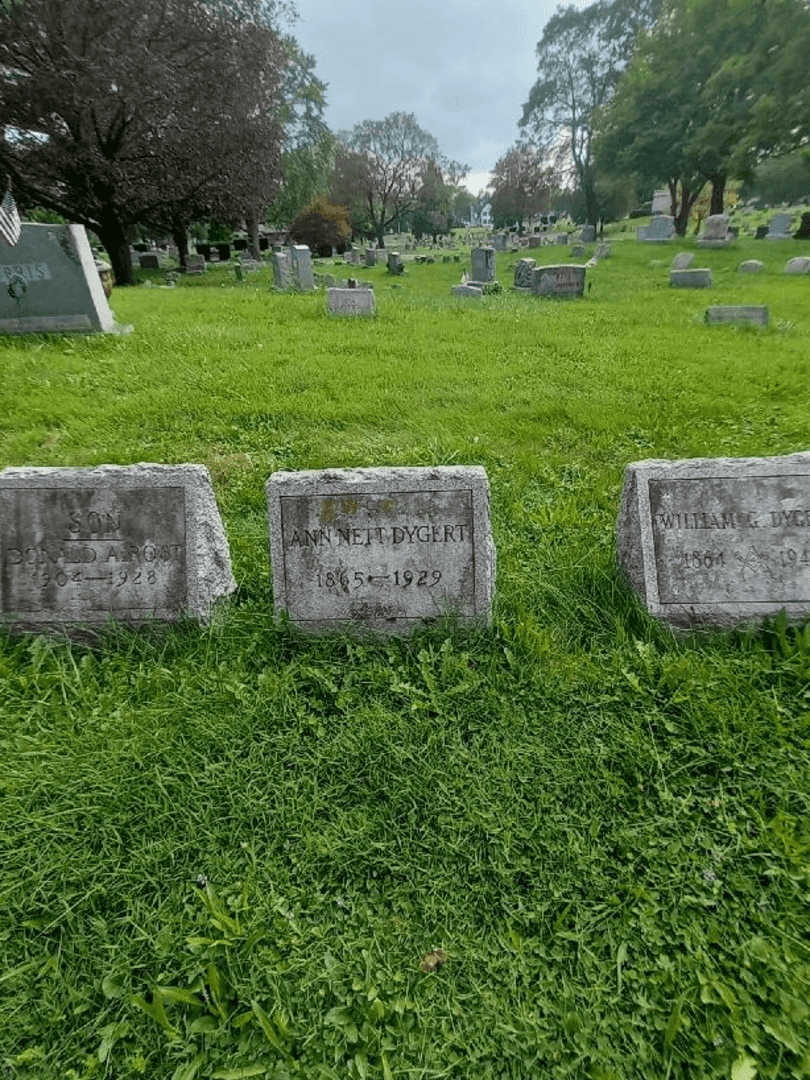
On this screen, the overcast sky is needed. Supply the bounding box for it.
[289,0,592,196]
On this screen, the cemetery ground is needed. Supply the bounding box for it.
[2,232,810,1080]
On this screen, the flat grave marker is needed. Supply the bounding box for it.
[1,223,115,334]
[532,264,586,297]
[617,452,810,628]
[705,305,769,327]
[327,287,375,315]
[0,464,235,635]
[267,466,495,633]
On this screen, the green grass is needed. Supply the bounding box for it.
[2,233,810,1080]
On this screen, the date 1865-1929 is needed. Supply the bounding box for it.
[317,569,443,589]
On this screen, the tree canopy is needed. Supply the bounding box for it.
[333,113,467,246]
[489,144,557,232]
[0,0,288,282]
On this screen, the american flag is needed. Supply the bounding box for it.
[0,184,22,247]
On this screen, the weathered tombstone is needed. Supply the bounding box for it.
[528,236,542,249]
[290,245,313,291]
[185,254,206,275]
[571,244,586,257]
[785,257,810,274]
[670,268,712,288]
[580,225,596,243]
[470,247,495,283]
[738,260,765,273]
[705,305,769,327]
[617,452,810,629]
[766,213,792,239]
[327,287,375,315]
[513,258,536,289]
[139,253,160,270]
[365,249,376,268]
[387,252,404,275]
[697,214,732,247]
[266,466,495,633]
[492,233,508,251]
[0,464,235,635]
[595,243,612,259]
[555,234,569,245]
[1,224,115,334]
[451,284,484,298]
[531,264,586,297]
[672,252,694,270]
[271,250,291,289]
[637,216,675,242]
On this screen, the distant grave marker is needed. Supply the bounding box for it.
[766,213,792,239]
[266,466,495,634]
[617,452,810,629]
[705,306,769,327]
[327,287,375,315]
[1,223,115,334]
[670,268,712,288]
[0,465,235,635]
[531,264,586,297]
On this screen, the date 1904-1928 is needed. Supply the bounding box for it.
[316,568,443,589]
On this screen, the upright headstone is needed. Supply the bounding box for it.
[0,464,235,635]
[365,249,376,268]
[266,466,495,633]
[139,253,160,270]
[555,234,569,245]
[617,452,810,629]
[580,225,596,243]
[670,268,712,288]
[327,288,375,315]
[185,255,206,275]
[766,213,792,239]
[785,257,810,275]
[272,250,291,290]
[595,243,612,259]
[637,217,675,242]
[387,252,404,275]
[672,252,694,270]
[470,247,495,283]
[696,214,732,247]
[528,236,542,249]
[738,260,765,273]
[531,264,586,297]
[1,224,115,334]
[514,258,536,289]
[291,245,313,291]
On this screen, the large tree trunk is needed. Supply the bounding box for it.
[96,209,133,286]
[171,220,189,271]
[245,205,261,261]
[710,174,726,215]
[673,181,702,236]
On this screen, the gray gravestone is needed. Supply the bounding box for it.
[738,260,765,273]
[470,247,495,283]
[670,268,712,288]
[580,225,596,243]
[705,306,769,327]
[595,243,612,259]
[272,250,291,289]
[528,236,542,249]
[365,249,376,268]
[571,245,586,257]
[266,466,495,633]
[0,464,234,635]
[617,452,810,629]
[672,253,694,270]
[785,257,810,274]
[766,213,792,239]
[327,287,375,315]
[1,223,115,334]
[696,214,732,247]
[451,284,484,298]
[291,245,313,291]
[387,252,403,275]
[531,264,586,297]
[514,258,536,289]
[637,216,675,242]
[555,234,569,245]
[139,253,160,270]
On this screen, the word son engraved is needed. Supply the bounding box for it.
[617,454,810,628]
[268,467,495,632]
[1,487,186,621]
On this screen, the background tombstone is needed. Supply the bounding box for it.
[766,213,792,239]
[670,268,712,288]
[291,245,313,291]
[738,260,765,273]
[0,464,235,635]
[672,252,694,270]
[1,223,115,334]
[266,466,495,634]
[513,258,536,289]
[531,264,586,297]
[451,284,483,298]
[617,452,810,629]
[580,225,596,243]
[365,249,376,268]
[327,287,375,315]
[637,216,675,242]
[138,253,160,270]
[470,247,495,283]
[555,233,569,245]
[387,252,404,275]
[595,243,612,259]
[185,254,206,275]
[696,214,732,247]
[785,257,810,274]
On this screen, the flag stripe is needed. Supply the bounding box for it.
[0,190,22,247]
